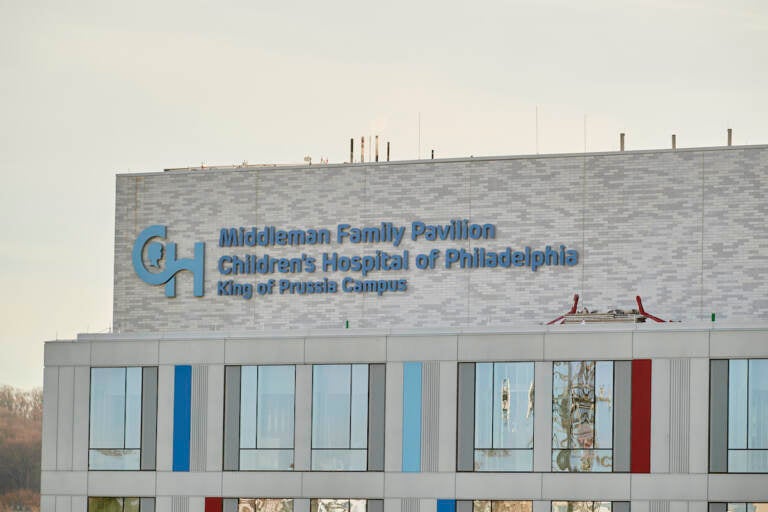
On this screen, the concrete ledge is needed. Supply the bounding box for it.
[305,337,386,363]
[87,471,156,496]
[91,341,159,366]
[630,474,707,500]
[456,473,542,499]
[45,342,91,367]
[40,471,87,495]
[155,471,223,495]
[458,334,544,361]
[708,474,768,501]
[710,331,768,358]
[543,473,630,500]
[302,472,384,497]
[544,332,633,360]
[633,331,709,358]
[225,338,305,364]
[223,471,302,497]
[384,472,455,498]
[387,336,458,361]
[159,340,225,364]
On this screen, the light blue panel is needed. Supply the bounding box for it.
[350,364,369,449]
[257,365,295,449]
[312,365,351,448]
[172,365,191,472]
[728,359,748,449]
[240,366,258,449]
[125,367,142,449]
[402,362,422,472]
[748,359,768,448]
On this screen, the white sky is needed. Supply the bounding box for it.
[1,0,766,389]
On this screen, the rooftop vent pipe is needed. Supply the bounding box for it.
[727,128,733,146]
[387,142,390,162]
[672,134,676,149]
[350,138,354,163]
[620,133,625,151]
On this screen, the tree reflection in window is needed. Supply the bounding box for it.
[474,501,533,512]
[238,499,293,512]
[552,361,613,472]
[552,502,612,512]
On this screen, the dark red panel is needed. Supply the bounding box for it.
[631,359,652,473]
[206,498,223,512]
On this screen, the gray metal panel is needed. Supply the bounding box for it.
[709,504,727,512]
[613,360,632,472]
[369,500,384,512]
[612,503,629,512]
[650,502,669,512]
[669,358,691,473]
[141,366,158,471]
[224,366,241,471]
[402,499,419,512]
[171,497,189,512]
[140,498,155,512]
[368,363,386,471]
[457,502,473,512]
[190,365,209,471]
[224,500,238,512]
[709,359,729,472]
[421,361,440,472]
[457,362,475,472]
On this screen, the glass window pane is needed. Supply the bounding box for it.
[493,502,533,512]
[240,449,294,470]
[90,368,126,449]
[312,365,351,449]
[552,448,612,472]
[474,501,492,512]
[240,366,258,449]
[729,450,768,472]
[552,362,571,451]
[239,499,294,512]
[727,504,747,512]
[124,498,140,512]
[571,361,596,450]
[258,366,295,449]
[350,500,367,512]
[89,498,124,512]
[474,449,533,471]
[729,360,748,449]
[350,364,368,449]
[314,500,350,512]
[492,363,534,449]
[88,449,140,470]
[748,360,768,449]
[124,368,142,449]
[311,449,367,470]
[594,362,613,450]
[475,363,493,448]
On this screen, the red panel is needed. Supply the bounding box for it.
[206,498,223,512]
[631,359,652,473]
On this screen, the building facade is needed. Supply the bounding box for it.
[42,146,768,512]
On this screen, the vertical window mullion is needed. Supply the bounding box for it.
[254,366,259,450]
[123,367,128,449]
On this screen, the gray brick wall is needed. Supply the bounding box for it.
[112,146,768,333]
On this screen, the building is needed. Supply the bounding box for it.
[42,145,768,512]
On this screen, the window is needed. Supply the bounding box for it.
[312,364,368,470]
[473,362,534,471]
[238,499,293,512]
[239,365,296,470]
[727,360,768,472]
[552,361,614,472]
[726,504,768,512]
[88,498,154,512]
[311,500,372,512]
[473,501,532,512]
[552,503,614,512]
[89,367,157,470]
[311,364,385,471]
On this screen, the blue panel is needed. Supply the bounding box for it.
[437,501,456,512]
[402,362,422,472]
[173,365,192,472]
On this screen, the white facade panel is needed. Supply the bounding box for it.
[156,365,175,471]
[651,359,671,473]
[305,336,387,363]
[544,332,633,360]
[87,471,156,496]
[225,338,304,364]
[455,473,542,499]
[630,475,708,500]
[633,332,709,358]
[542,474,630,500]
[56,366,74,470]
[302,472,384,498]
[384,473,454,498]
[155,472,222,495]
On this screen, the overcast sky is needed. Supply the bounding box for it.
[1,0,766,389]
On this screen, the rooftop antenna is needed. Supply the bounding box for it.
[583,114,587,153]
[349,138,354,163]
[536,106,539,154]
[418,112,421,159]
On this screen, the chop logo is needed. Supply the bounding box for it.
[132,225,205,297]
